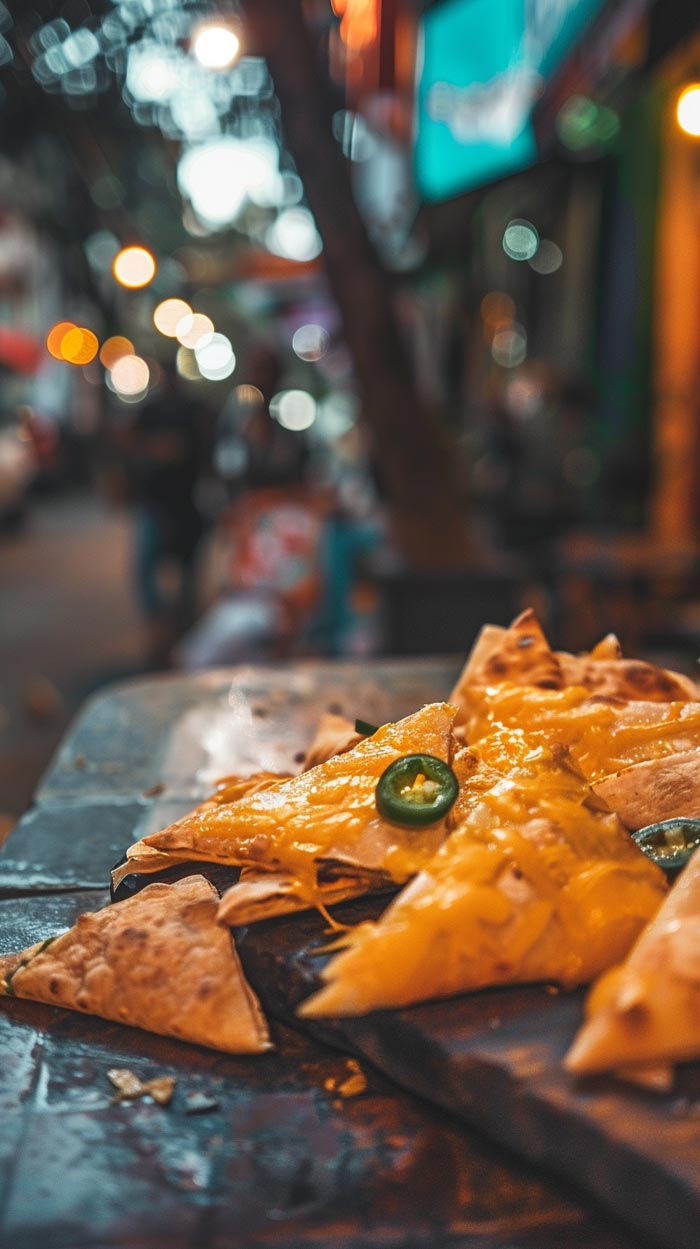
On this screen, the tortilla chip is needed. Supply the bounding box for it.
[591,750,700,830]
[301,713,362,770]
[556,653,698,702]
[138,703,457,887]
[450,610,563,722]
[565,846,700,1076]
[217,864,388,927]
[0,876,271,1054]
[590,632,623,661]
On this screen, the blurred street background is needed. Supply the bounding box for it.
[2,0,700,821]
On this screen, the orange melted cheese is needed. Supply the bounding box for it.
[301,693,668,1016]
[466,685,700,781]
[142,702,457,897]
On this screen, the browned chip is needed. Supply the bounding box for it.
[592,750,700,830]
[556,653,698,702]
[450,609,563,705]
[301,712,362,770]
[0,876,271,1054]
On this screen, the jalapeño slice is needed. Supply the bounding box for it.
[632,818,700,872]
[355,718,380,736]
[376,754,458,827]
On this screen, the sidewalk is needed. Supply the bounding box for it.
[0,491,147,820]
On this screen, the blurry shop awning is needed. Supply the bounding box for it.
[413,0,644,202]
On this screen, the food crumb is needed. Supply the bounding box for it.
[337,1072,367,1098]
[143,782,165,798]
[325,1059,367,1099]
[107,1068,176,1106]
[184,1091,220,1115]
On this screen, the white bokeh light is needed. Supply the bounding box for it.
[177,137,280,229]
[195,332,236,380]
[126,42,180,103]
[292,324,329,362]
[192,25,240,71]
[110,354,150,396]
[266,208,322,262]
[270,389,317,431]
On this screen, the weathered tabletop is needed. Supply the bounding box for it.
[0,660,676,1249]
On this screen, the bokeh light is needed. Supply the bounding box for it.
[176,311,214,349]
[266,208,323,262]
[112,245,157,289]
[292,324,329,362]
[46,321,75,360]
[270,389,317,431]
[176,346,200,380]
[99,335,134,369]
[110,354,150,396]
[195,332,235,377]
[677,85,700,137]
[177,137,279,229]
[480,292,516,337]
[192,24,240,70]
[233,384,264,408]
[60,326,99,365]
[556,96,620,152]
[528,240,563,275]
[153,298,192,337]
[492,324,527,368]
[502,220,539,262]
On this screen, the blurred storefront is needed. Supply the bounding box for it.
[2,0,700,658]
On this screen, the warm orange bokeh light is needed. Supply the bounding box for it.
[60,326,99,366]
[46,321,76,360]
[480,292,516,325]
[153,298,192,337]
[112,246,157,289]
[332,0,377,50]
[99,335,135,369]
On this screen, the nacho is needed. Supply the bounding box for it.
[450,609,564,706]
[217,864,390,927]
[451,612,698,736]
[300,737,667,1017]
[591,751,700,831]
[301,712,363,770]
[129,703,457,896]
[564,846,700,1079]
[0,876,271,1054]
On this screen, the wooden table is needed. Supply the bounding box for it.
[0,660,684,1249]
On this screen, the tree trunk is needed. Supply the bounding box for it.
[241,0,473,570]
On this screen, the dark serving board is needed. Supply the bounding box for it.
[0,661,694,1249]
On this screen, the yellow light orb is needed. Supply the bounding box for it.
[99,335,134,369]
[677,85,700,137]
[176,346,201,380]
[46,321,76,360]
[153,298,192,337]
[60,327,99,366]
[110,354,150,396]
[112,246,157,289]
[176,311,214,349]
[192,24,241,70]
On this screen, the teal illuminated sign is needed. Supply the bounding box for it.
[415,0,608,201]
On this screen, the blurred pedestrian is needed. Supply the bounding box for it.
[118,365,210,666]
